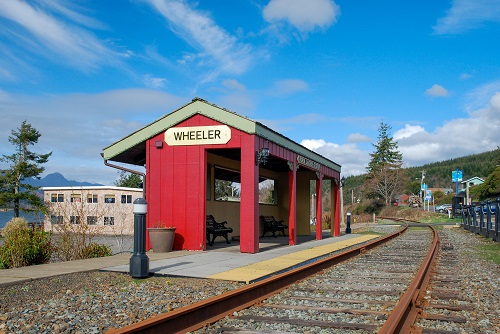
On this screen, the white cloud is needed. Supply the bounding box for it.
[146,0,254,79]
[301,139,327,150]
[346,133,371,143]
[263,0,340,33]
[433,0,500,34]
[464,80,500,111]
[0,89,185,185]
[301,140,369,176]
[301,91,500,176]
[425,84,449,97]
[0,0,119,74]
[393,124,426,140]
[268,79,309,97]
[460,72,473,80]
[143,74,167,89]
[222,79,246,91]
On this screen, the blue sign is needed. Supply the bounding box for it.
[452,170,463,182]
[425,190,432,201]
[421,183,428,191]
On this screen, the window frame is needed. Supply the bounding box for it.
[87,216,97,225]
[121,194,132,204]
[104,216,115,225]
[87,194,98,203]
[104,195,116,204]
[70,194,82,203]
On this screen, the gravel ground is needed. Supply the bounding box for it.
[0,226,499,333]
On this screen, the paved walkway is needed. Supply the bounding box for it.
[0,232,379,286]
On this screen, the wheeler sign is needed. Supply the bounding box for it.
[165,125,231,146]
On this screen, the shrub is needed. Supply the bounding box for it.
[322,212,332,230]
[0,218,54,268]
[79,242,112,259]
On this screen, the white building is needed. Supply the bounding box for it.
[43,186,143,235]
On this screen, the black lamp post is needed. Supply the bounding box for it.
[130,198,149,278]
[346,211,352,234]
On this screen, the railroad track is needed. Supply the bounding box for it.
[108,222,446,334]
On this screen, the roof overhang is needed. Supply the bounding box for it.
[103,98,341,173]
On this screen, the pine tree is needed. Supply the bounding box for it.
[367,122,403,173]
[365,122,406,205]
[0,121,52,217]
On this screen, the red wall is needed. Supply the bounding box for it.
[146,114,247,250]
[145,113,341,251]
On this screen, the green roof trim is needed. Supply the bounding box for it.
[103,98,341,172]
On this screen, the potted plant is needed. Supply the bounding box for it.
[148,221,176,252]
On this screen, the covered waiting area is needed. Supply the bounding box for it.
[102,98,342,253]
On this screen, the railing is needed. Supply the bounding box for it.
[459,198,500,242]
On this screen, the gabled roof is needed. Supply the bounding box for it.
[461,176,485,184]
[103,98,341,172]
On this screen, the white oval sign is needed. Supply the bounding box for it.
[165,125,231,146]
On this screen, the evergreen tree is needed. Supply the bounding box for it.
[0,121,52,217]
[365,122,406,205]
[367,122,403,173]
[114,171,143,188]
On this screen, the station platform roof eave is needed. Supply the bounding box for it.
[102,98,341,175]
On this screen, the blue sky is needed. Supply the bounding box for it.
[1,0,500,185]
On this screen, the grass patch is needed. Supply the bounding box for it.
[477,241,500,264]
[354,229,386,236]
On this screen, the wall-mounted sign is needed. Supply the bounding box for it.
[165,125,231,146]
[297,155,320,171]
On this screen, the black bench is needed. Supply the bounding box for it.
[260,215,287,238]
[206,215,233,246]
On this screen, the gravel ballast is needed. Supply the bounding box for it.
[1,225,499,333]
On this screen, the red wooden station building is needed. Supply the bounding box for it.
[103,98,342,253]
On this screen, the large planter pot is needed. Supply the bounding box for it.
[148,227,176,252]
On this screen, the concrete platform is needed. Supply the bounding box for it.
[103,233,379,283]
[0,232,380,286]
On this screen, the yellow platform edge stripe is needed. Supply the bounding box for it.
[208,234,379,283]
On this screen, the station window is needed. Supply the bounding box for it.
[259,178,277,205]
[121,195,132,204]
[87,194,98,203]
[87,216,97,225]
[104,216,114,225]
[104,195,115,203]
[213,166,277,205]
[70,194,82,203]
[214,166,240,202]
[70,216,80,224]
[51,194,64,202]
[50,215,63,224]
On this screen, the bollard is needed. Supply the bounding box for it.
[346,211,351,234]
[487,200,492,235]
[130,198,149,278]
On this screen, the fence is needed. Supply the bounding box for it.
[459,199,499,242]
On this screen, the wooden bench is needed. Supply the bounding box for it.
[260,215,287,238]
[206,215,233,246]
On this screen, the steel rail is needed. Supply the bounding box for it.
[378,224,440,334]
[106,225,408,334]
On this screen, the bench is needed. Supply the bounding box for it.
[260,215,287,238]
[206,215,233,246]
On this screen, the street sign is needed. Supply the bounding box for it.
[452,169,463,182]
[425,190,432,201]
[421,183,428,191]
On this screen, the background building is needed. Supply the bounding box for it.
[43,186,143,235]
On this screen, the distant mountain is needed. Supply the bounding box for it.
[26,172,103,188]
